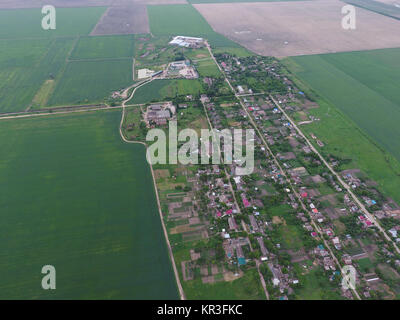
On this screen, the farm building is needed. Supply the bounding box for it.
[169,35,204,48]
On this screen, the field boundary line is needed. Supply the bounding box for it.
[0,105,122,121]
[89,7,111,36]
[67,56,133,62]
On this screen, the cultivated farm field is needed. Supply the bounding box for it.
[284,47,400,204]
[344,0,400,19]
[70,35,135,60]
[0,0,114,9]
[0,37,76,112]
[147,4,241,48]
[0,7,136,112]
[91,5,150,35]
[0,110,179,299]
[48,59,133,106]
[195,59,222,77]
[0,7,106,39]
[194,0,400,56]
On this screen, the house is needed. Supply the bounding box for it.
[342,254,352,265]
[363,219,373,228]
[332,236,342,250]
[364,273,380,282]
[236,244,246,265]
[323,256,335,270]
[324,228,334,237]
[389,228,398,238]
[304,223,314,232]
[315,244,328,257]
[233,176,241,185]
[242,197,251,208]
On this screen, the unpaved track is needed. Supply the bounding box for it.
[0,105,122,121]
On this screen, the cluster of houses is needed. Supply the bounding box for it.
[212,53,400,298]
[148,50,400,299]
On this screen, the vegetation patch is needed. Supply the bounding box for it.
[283,50,400,204]
[31,79,55,107]
[195,59,221,77]
[48,59,133,106]
[129,79,204,104]
[70,35,135,60]
[0,110,178,299]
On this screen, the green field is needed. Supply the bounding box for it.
[195,59,222,77]
[129,79,205,104]
[0,37,76,112]
[70,35,135,60]
[357,258,375,273]
[284,48,400,204]
[147,4,240,48]
[182,269,265,299]
[0,7,136,112]
[48,59,133,106]
[0,110,178,299]
[0,7,105,39]
[293,264,343,300]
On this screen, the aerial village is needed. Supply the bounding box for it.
[121,37,400,300]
